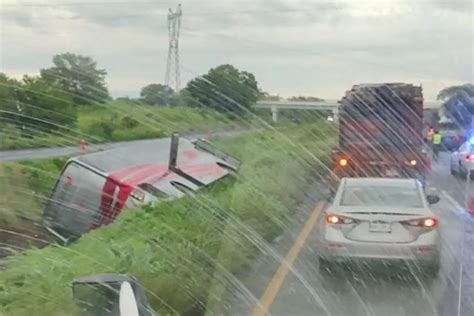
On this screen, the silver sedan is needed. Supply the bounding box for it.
[318,177,441,274]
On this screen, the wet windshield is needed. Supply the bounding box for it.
[341,186,423,208]
[1,0,473,316]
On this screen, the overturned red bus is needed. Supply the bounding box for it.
[43,134,240,243]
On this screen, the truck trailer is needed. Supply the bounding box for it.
[329,83,428,192]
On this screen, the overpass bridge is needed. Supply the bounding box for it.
[255,100,442,123]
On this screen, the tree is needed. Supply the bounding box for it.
[185,64,259,114]
[288,96,324,102]
[140,83,174,106]
[40,53,109,105]
[437,83,474,100]
[169,89,195,107]
[441,90,474,129]
[18,76,77,128]
[0,74,22,132]
[0,75,77,131]
[0,73,21,111]
[259,91,281,101]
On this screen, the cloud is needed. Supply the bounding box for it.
[429,0,474,13]
[1,0,472,100]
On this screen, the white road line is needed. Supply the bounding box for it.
[440,190,465,215]
[457,242,464,316]
[457,210,466,316]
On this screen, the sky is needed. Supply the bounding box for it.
[0,0,472,100]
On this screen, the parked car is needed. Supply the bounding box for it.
[450,139,474,178]
[318,177,441,276]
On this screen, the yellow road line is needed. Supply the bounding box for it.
[250,201,326,316]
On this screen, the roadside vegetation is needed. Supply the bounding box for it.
[0,54,261,150]
[1,53,329,151]
[0,100,243,150]
[0,157,68,229]
[0,121,336,315]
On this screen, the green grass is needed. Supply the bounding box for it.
[0,122,336,315]
[0,101,244,150]
[0,157,67,230]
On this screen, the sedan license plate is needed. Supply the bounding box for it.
[370,221,392,233]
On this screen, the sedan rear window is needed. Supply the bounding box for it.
[341,185,423,208]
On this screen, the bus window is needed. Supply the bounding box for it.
[137,183,169,199]
[44,162,108,239]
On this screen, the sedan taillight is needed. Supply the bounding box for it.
[326,214,357,225]
[423,218,437,227]
[403,217,438,228]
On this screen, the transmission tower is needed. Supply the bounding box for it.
[165,4,182,91]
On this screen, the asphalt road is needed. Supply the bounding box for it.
[0,129,251,162]
[224,152,473,316]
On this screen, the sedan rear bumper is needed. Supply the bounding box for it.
[318,240,440,265]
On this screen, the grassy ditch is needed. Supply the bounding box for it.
[0,158,67,257]
[0,122,336,315]
[0,157,67,230]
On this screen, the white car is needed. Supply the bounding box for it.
[318,177,441,275]
[450,140,474,178]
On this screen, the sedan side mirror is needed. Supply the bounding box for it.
[427,194,440,205]
[72,274,155,316]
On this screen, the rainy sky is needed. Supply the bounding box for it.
[0,0,472,100]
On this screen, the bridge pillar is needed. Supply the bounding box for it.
[332,107,339,123]
[271,106,278,123]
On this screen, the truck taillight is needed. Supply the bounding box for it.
[404,159,417,167]
[465,154,474,161]
[339,159,348,167]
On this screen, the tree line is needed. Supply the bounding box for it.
[436,83,474,130]
[0,53,110,131]
[3,51,468,134]
[0,53,268,133]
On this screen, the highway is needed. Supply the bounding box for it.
[3,132,472,315]
[0,129,251,162]
[224,152,473,316]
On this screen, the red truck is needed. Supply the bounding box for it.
[329,83,428,192]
